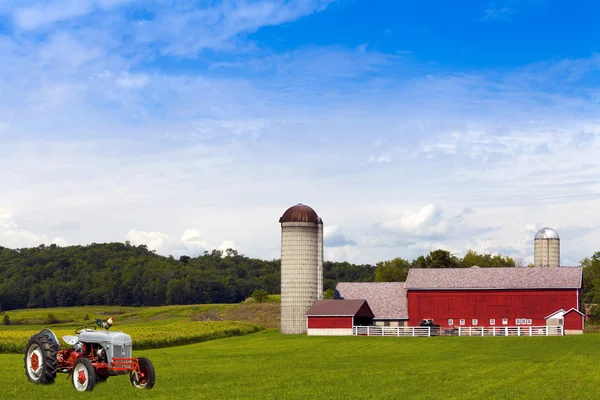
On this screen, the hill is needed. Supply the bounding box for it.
[0,243,375,311]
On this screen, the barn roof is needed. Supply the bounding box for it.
[404,267,582,290]
[334,282,408,319]
[305,299,374,317]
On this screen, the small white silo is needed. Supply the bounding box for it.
[279,203,322,334]
[534,227,560,268]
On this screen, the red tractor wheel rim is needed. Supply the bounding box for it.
[78,370,87,384]
[138,366,148,384]
[30,353,39,371]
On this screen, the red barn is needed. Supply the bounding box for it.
[405,267,583,333]
[305,299,374,336]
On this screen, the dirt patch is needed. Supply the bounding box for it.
[219,303,280,329]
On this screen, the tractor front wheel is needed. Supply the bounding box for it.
[23,330,58,384]
[130,357,155,389]
[71,358,96,392]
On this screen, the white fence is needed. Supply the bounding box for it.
[456,326,563,337]
[353,326,431,337]
[352,325,564,338]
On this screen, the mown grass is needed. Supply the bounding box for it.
[3,330,600,399]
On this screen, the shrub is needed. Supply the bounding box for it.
[251,289,269,303]
[324,288,335,299]
[2,315,9,325]
[45,313,58,324]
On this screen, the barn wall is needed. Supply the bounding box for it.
[564,311,584,332]
[307,328,353,336]
[407,289,579,327]
[307,316,353,329]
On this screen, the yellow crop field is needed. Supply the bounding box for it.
[0,321,263,353]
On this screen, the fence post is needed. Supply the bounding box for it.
[546,326,548,336]
[529,327,532,336]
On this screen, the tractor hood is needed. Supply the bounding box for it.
[78,330,133,347]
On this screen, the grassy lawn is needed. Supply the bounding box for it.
[2,329,600,399]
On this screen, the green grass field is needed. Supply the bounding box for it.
[3,330,600,399]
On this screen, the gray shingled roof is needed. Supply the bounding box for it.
[404,267,582,290]
[305,299,374,317]
[334,282,408,319]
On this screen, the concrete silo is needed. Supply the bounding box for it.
[279,203,324,334]
[534,227,560,268]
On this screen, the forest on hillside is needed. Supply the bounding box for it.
[0,242,596,312]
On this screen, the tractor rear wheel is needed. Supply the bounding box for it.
[23,330,59,384]
[71,358,96,392]
[130,357,155,389]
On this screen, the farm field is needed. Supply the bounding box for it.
[2,329,600,399]
[0,302,278,352]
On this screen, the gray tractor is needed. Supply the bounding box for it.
[24,327,155,392]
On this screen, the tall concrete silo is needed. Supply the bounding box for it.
[279,203,323,334]
[534,227,560,268]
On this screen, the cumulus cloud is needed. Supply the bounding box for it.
[125,228,236,257]
[324,225,356,248]
[0,213,67,248]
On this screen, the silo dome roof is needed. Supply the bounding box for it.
[279,203,321,224]
[535,227,559,240]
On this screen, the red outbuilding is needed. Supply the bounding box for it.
[305,299,374,336]
[404,267,583,332]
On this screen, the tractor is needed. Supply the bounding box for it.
[24,327,155,392]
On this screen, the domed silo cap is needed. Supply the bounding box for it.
[535,227,560,240]
[279,203,320,224]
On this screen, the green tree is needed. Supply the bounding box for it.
[251,289,269,303]
[462,250,516,268]
[375,257,411,282]
[412,250,461,269]
[323,288,335,299]
[582,253,600,304]
[2,314,10,325]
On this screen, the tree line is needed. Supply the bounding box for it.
[0,242,587,312]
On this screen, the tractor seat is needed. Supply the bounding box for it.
[62,335,79,346]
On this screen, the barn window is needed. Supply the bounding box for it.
[448,319,453,326]
[459,319,465,325]
[516,319,521,325]
[526,319,532,325]
[520,318,526,325]
[472,319,478,325]
[502,318,508,325]
[490,319,495,325]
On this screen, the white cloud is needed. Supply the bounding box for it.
[324,225,355,248]
[0,213,66,248]
[12,0,133,30]
[124,228,237,257]
[218,240,237,253]
[116,73,150,88]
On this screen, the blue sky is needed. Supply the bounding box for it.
[0,0,600,265]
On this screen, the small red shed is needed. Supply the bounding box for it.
[545,308,584,334]
[305,299,374,336]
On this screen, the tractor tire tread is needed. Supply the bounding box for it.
[23,331,59,385]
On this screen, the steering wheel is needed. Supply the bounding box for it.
[75,326,97,334]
